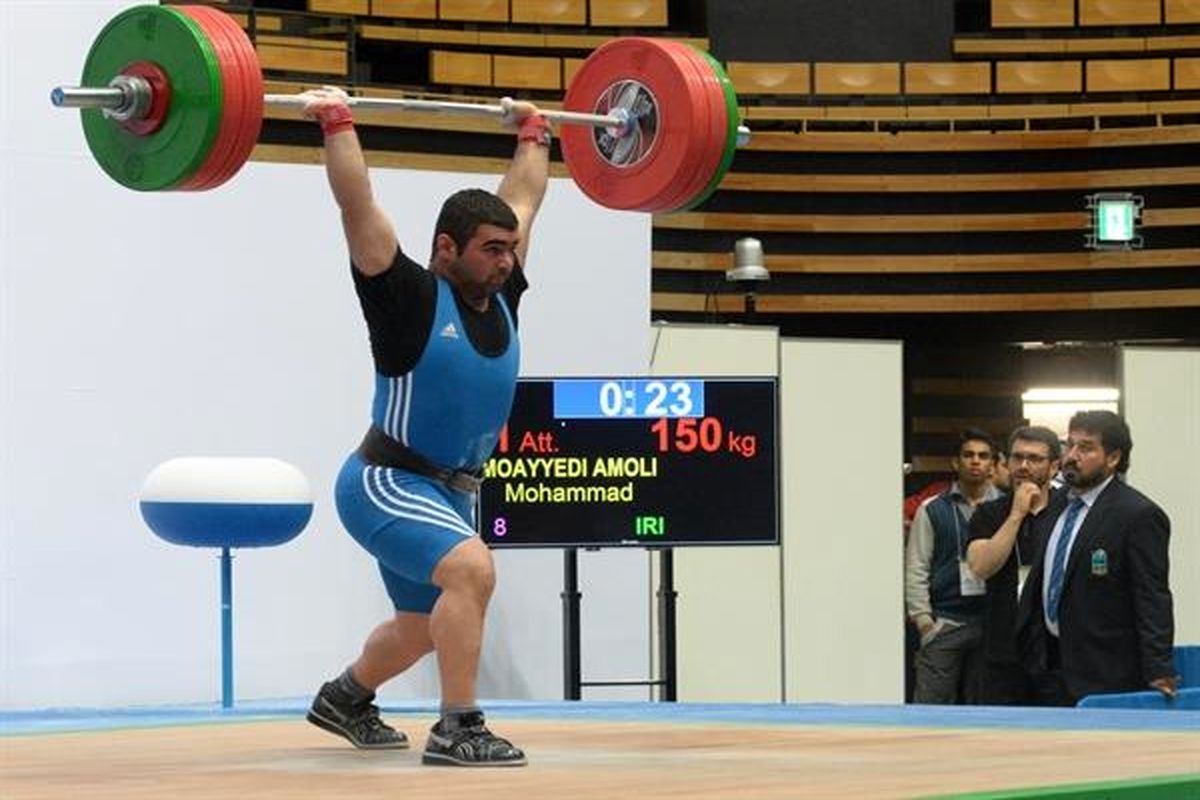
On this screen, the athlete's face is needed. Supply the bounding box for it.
[442,224,518,303]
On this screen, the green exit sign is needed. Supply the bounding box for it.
[1086,193,1142,250]
[1097,199,1135,241]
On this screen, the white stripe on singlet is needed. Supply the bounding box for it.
[361,466,475,538]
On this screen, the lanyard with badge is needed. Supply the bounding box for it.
[954,503,986,597]
[1016,531,1029,599]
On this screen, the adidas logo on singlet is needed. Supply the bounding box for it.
[439,322,460,339]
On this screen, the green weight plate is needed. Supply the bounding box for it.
[81,6,222,191]
[678,49,740,211]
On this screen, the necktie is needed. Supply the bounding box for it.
[1047,498,1086,625]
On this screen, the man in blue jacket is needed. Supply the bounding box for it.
[905,428,1002,703]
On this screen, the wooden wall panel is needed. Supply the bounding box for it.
[429,50,492,86]
[1079,0,1162,25]
[904,62,992,94]
[440,0,509,22]
[726,62,811,96]
[589,0,668,26]
[996,61,1083,92]
[814,62,900,95]
[991,0,1075,27]
[1176,57,1200,89]
[1087,58,1171,91]
[371,0,437,18]
[510,0,586,24]
[255,37,347,75]
[563,57,585,86]
[493,54,562,89]
[1166,0,1200,22]
[308,0,368,13]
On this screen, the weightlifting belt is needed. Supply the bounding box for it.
[357,425,484,494]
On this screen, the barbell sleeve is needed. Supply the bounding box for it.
[51,87,128,110]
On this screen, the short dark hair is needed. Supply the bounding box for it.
[957,427,997,459]
[1068,409,1132,473]
[1008,425,1062,461]
[431,188,519,257]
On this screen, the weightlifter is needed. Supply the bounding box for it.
[300,85,549,767]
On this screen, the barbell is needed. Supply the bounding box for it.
[50,4,751,213]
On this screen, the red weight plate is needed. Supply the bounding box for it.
[194,6,263,189]
[562,38,710,212]
[652,41,725,214]
[172,6,242,189]
[634,40,717,214]
[679,49,740,212]
[658,42,728,213]
[175,5,249,190]
[177,5,257,190]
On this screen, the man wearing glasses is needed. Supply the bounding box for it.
[966,426,1062,704]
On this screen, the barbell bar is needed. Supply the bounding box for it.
[53,83,751,143]
[50,4,751,211]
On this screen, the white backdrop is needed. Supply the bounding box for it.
[1121,347,1200,647]
[0,0,651,709]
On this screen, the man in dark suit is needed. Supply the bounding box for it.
[966,426,1062,705]
[1015,410,1178,706]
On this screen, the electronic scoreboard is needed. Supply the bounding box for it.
[479,377,778,548]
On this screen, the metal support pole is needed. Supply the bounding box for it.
[220,546,234,709]
[744,290,758,319]
[561,548,582,701]
[657,548,678,702]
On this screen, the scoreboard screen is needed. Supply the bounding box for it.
[478,377,778,548]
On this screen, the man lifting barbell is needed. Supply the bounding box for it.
[51,2,755,768]
[300,84,546,767]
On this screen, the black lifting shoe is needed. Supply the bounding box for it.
[422,711,527,767]
[306,681,409,750]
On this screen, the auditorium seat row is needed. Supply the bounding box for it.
[992,0,1200,27]
[308,0,667,26]
[727,58,1200,97]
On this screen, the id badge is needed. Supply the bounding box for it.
[960,560,986,596]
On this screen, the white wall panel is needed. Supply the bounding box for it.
[1121,347,1200,646]
[648,324,782,702]
[781,339,904,703]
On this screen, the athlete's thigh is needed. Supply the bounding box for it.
[336,453,477,585]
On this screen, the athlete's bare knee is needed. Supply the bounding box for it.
[388,611,435,656]
[432,538,495,602]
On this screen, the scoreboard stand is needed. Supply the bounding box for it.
[561,547,678,702]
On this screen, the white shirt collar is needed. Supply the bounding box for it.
[1068,473,1115,508]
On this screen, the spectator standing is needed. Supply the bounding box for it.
[905,429,1002,703]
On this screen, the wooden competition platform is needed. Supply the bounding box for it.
[2,701,1198,799]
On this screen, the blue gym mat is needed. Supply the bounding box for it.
[3,698,1197,736]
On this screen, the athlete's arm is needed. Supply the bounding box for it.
[302,86,399,277]
[496,100,550,269]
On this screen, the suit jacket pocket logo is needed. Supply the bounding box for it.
[1090,548,1108,577]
